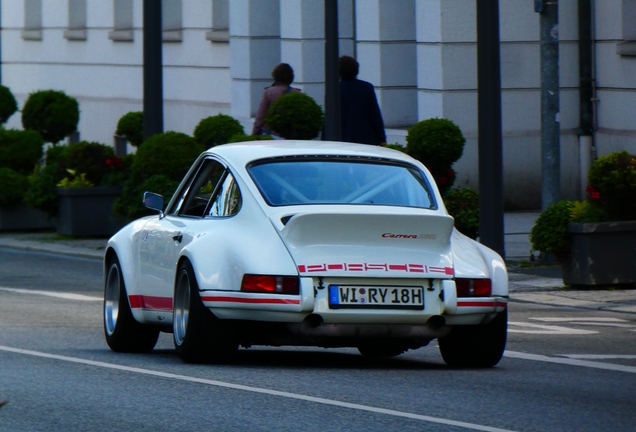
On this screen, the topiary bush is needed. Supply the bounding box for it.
[0,168,28,209]
[530,200,576,262]
[132,132,203,182]
[193,114,244,149]
[24,149,68,217]
[586,150,636,221]
[0,85,18,124]
[444,187,479,239]
[115,111,144,147]
[0,129,44,174]
[265,92,324,140]
[22,90,80,144]
[227,133,274,143]
[61,141,115,186]
[114,131,203,220]
[406,118,465,195]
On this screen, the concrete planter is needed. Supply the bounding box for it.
[57,186,124,237]
[0,205,55,231]
[563,221,636,287]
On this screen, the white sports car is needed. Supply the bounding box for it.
[104,141,508,367]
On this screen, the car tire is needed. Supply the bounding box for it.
[357,345,407,358]
[104,255,160,353]
[173,260,237,364]
[438,309,507,368]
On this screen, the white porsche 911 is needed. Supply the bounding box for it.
[104,141,508,367]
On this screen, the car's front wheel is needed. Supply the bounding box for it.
[173,260,237,363]
[104,255,159,353]
[438,309,507,368]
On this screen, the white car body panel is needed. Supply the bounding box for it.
[105,140,508,345]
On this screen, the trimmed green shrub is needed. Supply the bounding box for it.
[265,92,324,140]
[227,133,274,143]
[114,132,203,220]
[530,200,576,261]
[61,141,115,186]
[193,114,244,149]
[22,90,80,144]
[0,168,28,208]
[114,175,180,220]
[115,111,144,147]
[406,118,465,196]
[132,132,203,182]
[587,151,636,221]
[406,118,465,167]
[444,187,479,239]
[0,129,44,174]
[0,85,18,124]
[25,162,64,216]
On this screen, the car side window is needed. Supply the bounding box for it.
[208,172,242,217]
[177,159,226,217]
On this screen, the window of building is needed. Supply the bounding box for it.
[22,0,42,41]
[109,0,134,42]
[206,0,229,43]
[162,0,183,42]
[618,0,636,55]
[64,0,87,41]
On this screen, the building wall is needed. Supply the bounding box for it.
[1,0,635,209]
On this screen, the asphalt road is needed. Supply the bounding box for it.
[0,248,635,432]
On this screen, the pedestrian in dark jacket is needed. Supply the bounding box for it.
[252,63,301,136]
[339,55,386,146]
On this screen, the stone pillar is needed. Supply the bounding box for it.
[280,0,325,105]
[229,0,281,120]
[415,0,477,130]
[355,0,417,128]
[338,0,355,57]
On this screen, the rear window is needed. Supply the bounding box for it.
[247,158,435,209]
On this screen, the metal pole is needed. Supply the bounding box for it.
[324,0,341,141]
[539,0,560,209]
[476,0,505,258]
[143,0,163,140]
[578,0,594,198]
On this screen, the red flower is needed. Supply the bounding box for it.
[106,157,123,168]
[586,185,601,200]
[447,169,455,177]
[438,176,448,185]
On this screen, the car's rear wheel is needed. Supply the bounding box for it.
[357,344,407,357]
[173,260,237,363]
[104,255,159,353]
[438,309,507,368]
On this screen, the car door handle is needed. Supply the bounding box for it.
[172,233,183,243]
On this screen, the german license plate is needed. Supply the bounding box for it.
[328,285,424,310]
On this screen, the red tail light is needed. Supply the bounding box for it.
[455,279,492,297]
[241,275,300,295]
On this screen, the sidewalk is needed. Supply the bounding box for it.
[0,211,635,314]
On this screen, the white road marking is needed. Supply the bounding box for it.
[505,351,636,374]
[530,317,628,323]
[508,321,598,334]
[0,345,515,432]
[558,354,636,360]
[0,287,101,302]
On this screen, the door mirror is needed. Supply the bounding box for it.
[143,192,164,217]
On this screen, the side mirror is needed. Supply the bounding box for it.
[143,192,164,218]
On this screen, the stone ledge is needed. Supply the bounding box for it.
[616,41,636,56]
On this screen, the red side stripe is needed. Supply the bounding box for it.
[128,295,173,311]
[201,296,300,305]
